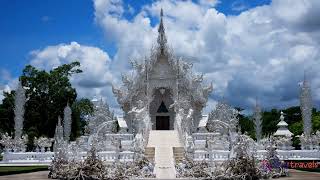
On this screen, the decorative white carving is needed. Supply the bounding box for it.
[87,99,117,135]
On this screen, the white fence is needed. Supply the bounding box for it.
[193,150,320,162]
[1,152,54,164]
[104,133,134,141]
[192,133,221,140]
[0,151,135,165]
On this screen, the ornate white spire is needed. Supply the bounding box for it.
[53,116,64,152]
[253,99,262,141]
[63,103,72,141]
[14,81,26,139]
[55,117,63,139]
[157,8,167,55]
[300,72,312,136]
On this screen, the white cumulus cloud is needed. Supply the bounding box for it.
[29,42,118,109]
[93,0,320,112]
[5,0,319,114]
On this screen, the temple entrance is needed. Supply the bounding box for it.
[149,88,175,130]
[156,116,170,130]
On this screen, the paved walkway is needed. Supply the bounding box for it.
[147,130,182,179]
[0,171,49,180]
[282,169,320,180]
[0,169,319,179]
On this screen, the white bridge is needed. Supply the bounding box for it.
[1,131,319,167]
[0,151,135,165]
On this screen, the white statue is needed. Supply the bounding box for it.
[185,135,194,153]
[133,133,145,154]
[34,136,54,152]
[128,100,150,135]
[0,133,14,152]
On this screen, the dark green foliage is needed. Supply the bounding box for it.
[0,91,15,135]
[238,112,256,140]
[71,99,94,140]
[282,106,302,124]
[236,106,320,149]
[20,63,82,140]
[288,121,303,148]
[312,109,320,133]
[0,62,94,150]
[261,109,279,137]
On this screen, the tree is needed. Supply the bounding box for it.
[262,109,279,137]
[71,98,94,140]
[312,109,320,133]
[0,91,15,135]
[0,62,83,150]
[236,108,255,139]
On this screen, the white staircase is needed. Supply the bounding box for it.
[147,130,182,179]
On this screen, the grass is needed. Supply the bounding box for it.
[0,166,48,176]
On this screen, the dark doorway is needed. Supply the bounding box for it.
[156,116,170,130]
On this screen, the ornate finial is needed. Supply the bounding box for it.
[157,8,167,55]
[280,111,285,120]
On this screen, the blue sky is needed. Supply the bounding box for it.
[0,0,101,76]
[0,0,270,78]
[1,0,320,112]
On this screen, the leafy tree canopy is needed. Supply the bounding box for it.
[0,62,93,150]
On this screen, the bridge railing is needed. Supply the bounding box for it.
[193,149,320,162]
[1,150,135,164]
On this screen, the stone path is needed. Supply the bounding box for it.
[147,130,182,179]
[281,169,320,180]
[0,168,319,179]
[0,171,49,180]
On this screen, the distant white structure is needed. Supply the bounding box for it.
[63,103,72,141]
[300,73,312,136]
[274,112,293,150]
[274,111,293,137]
[253,99,262,141]
[54,117,64,151]
[14,81,26,140]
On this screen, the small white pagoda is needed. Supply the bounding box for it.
[274,111,293,150]
[274,111,293,137]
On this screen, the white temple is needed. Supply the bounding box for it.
[112,9,213,147]
[1,10,320,179]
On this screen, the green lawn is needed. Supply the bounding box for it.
[0,166,48,176]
